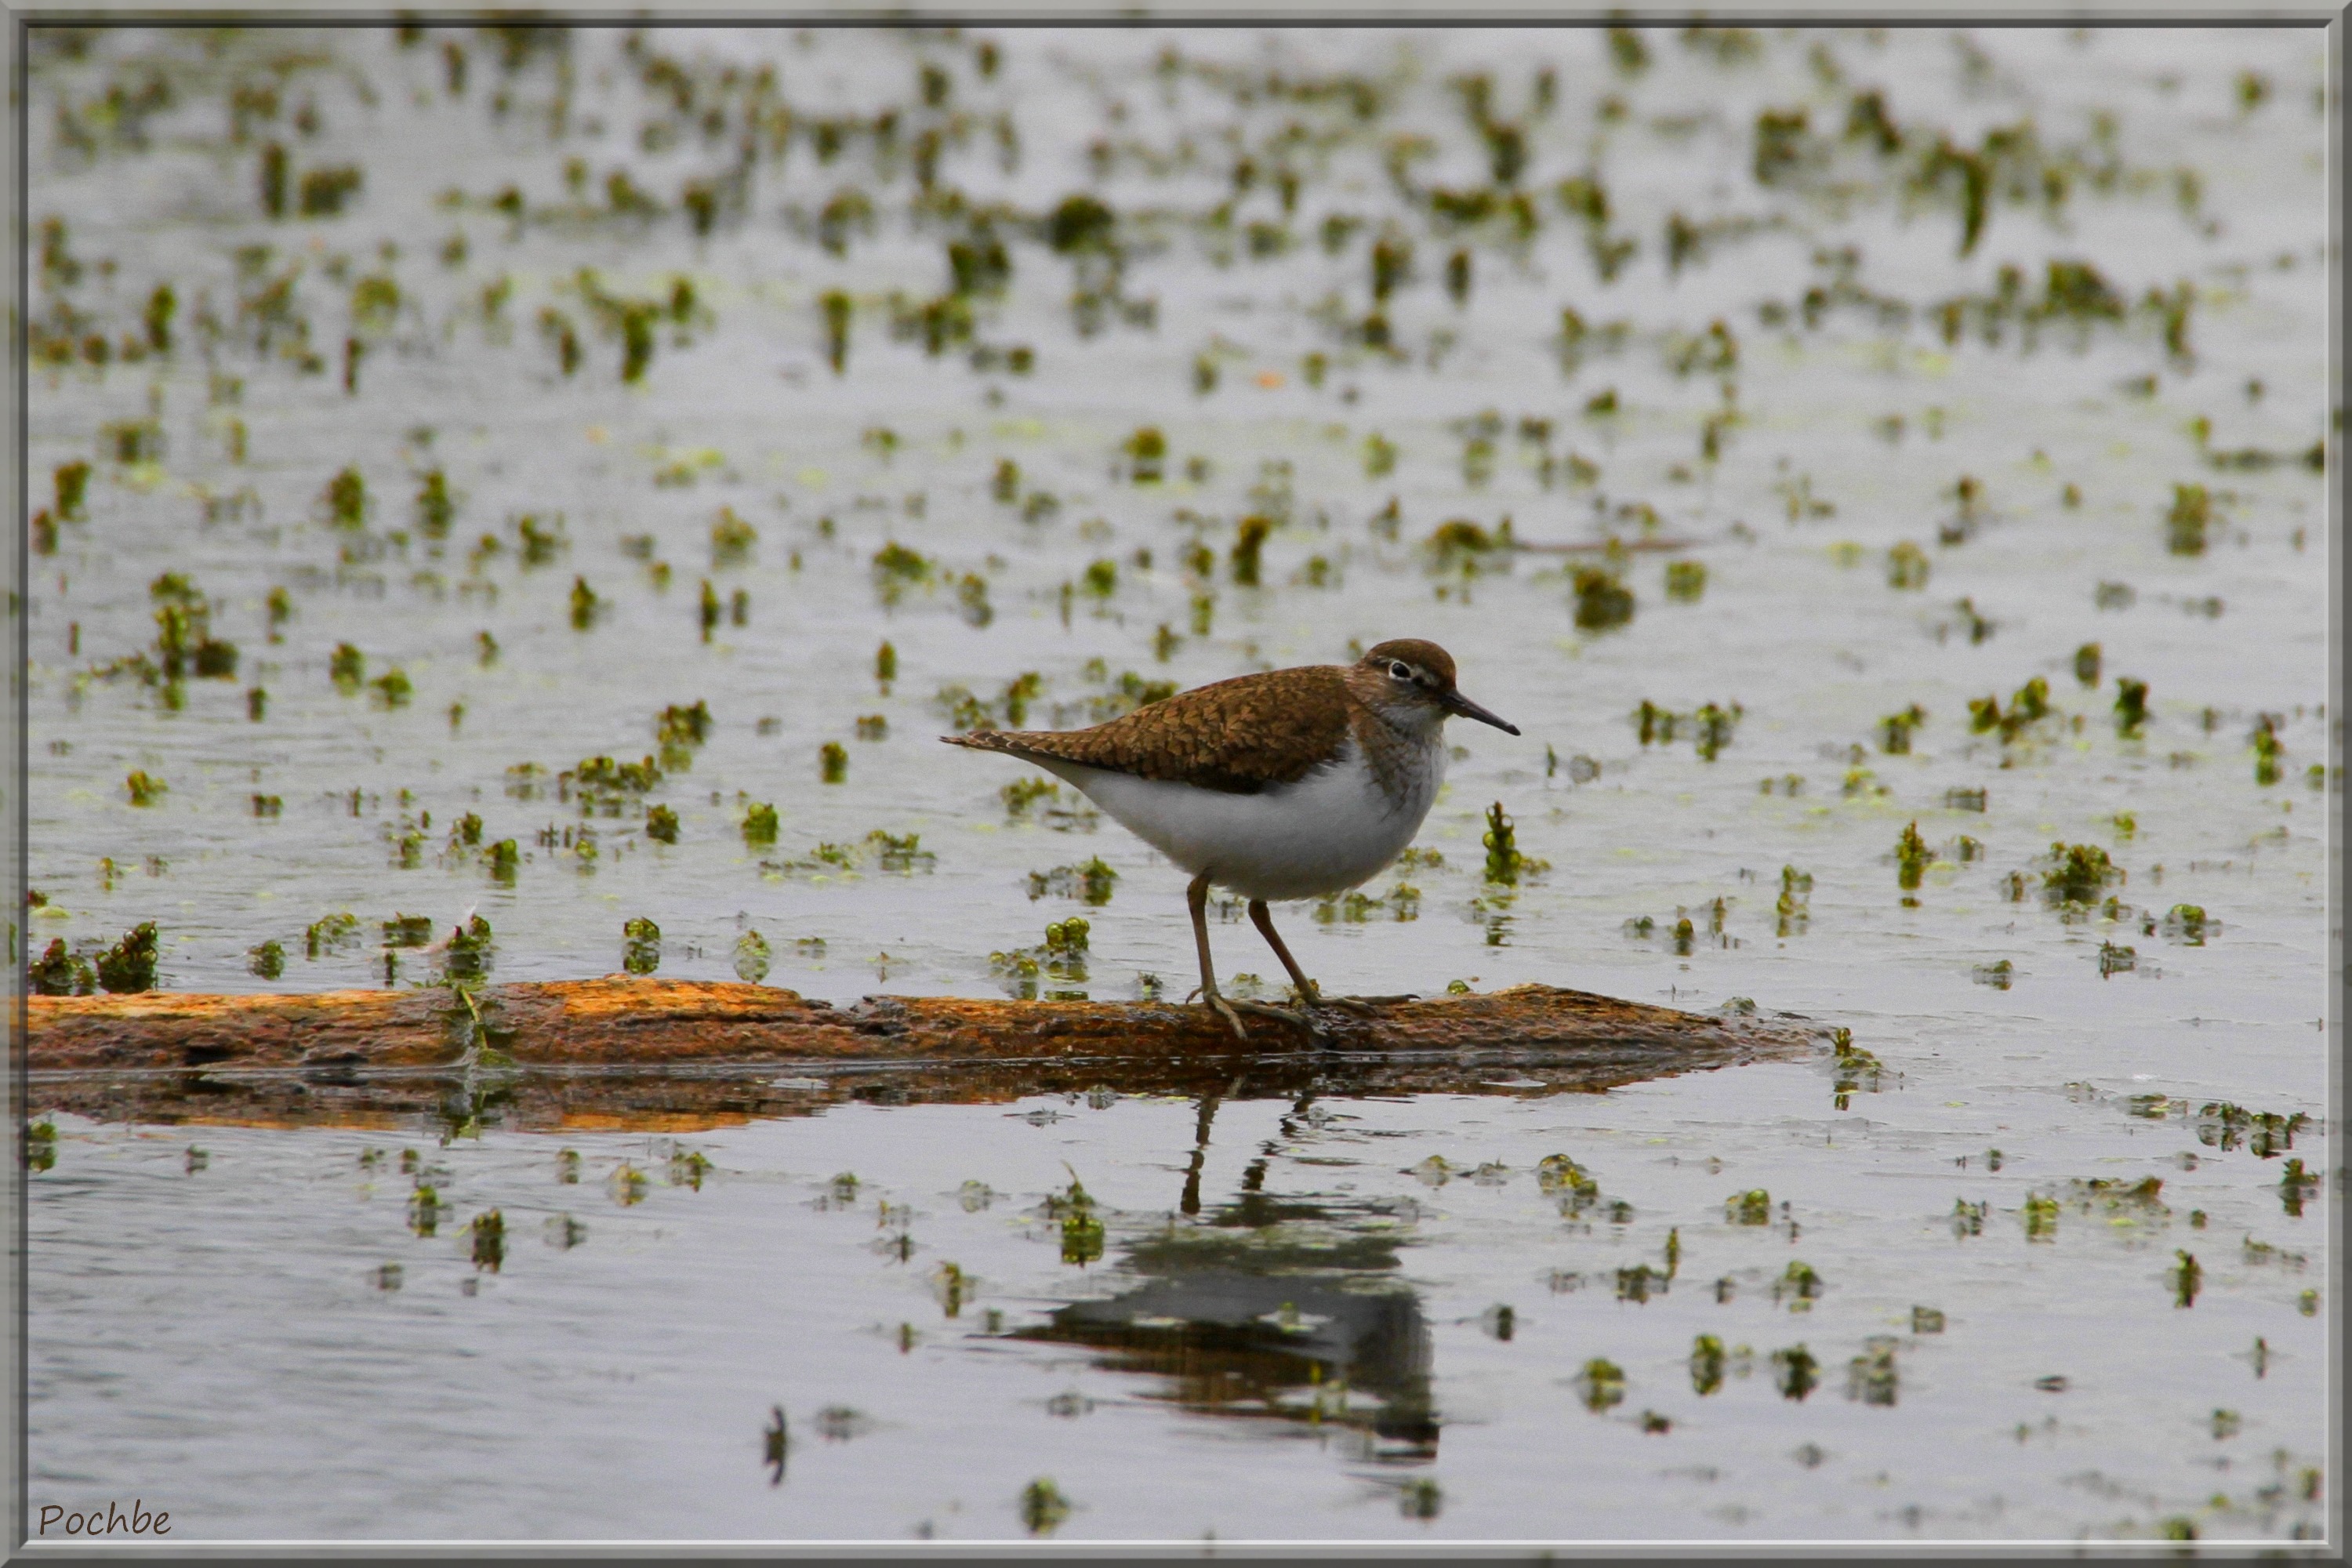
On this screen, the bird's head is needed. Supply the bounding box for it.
[1353,639,1522,737]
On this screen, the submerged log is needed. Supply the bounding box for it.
[25,976,1826,1131]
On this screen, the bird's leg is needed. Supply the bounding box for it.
[1189,870,1250,1041]
[1248,901,1380,1020]
[1247,900,1323,1004]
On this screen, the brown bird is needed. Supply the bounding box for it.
[944,639,1520,1038]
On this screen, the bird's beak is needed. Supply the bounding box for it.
[1443,688,1522,735]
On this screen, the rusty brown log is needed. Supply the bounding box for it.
[24,977,1825,1131]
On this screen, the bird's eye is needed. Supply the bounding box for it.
[1388,661,1413,681]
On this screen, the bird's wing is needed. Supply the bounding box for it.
[940,666,1351,795]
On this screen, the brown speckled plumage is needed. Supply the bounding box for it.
[942,638,1465,798]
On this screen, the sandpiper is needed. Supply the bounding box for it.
[944,638,1520,1039]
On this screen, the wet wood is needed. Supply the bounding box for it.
[24,976,1825,1131]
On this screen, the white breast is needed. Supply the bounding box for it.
[1034,737,1445,902]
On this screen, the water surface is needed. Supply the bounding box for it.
[23,23,2333,1545]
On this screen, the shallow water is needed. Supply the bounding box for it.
[21,24,2335,1544]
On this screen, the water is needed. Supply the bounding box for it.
[23,24,2332,1544]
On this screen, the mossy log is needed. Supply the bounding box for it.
[25,977,1825,1131]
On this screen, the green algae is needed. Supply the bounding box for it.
[622,916,660,975]
[2165,482,2213,556]
[1577,1356,1627,1414]
[1018,1478,1072,1536]
[1571,565,1635,630]
[2042,842,2121,906]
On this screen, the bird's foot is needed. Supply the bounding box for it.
[1197,990,1338,1044]
[1230,999,1327,1042]
[1319,993,1418,1014]
[1200,991,1250,1042]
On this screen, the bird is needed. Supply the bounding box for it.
[943,638,1520,1040]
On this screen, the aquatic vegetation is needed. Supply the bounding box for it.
[438,915,492,983]
[1773,1260,1824,1309]
[147,573,237,682]
[819,742,848,783]
[470,1209,506,1272]
[1632,699,1744,760]
[406,1182,444,1237]
[1664,560,1706,601]
[1537,1154,1599,1219]
[1886,541,1929,590]
[742,802,779,848]
[1019,1478,1072,1537]
[1969,676,2054,743]
[2157,904,2212,946]
[1829,1029,1882,1105]
[1482,802,1541,884]
[1776,866,1812,935]
[416,470,454,539]
[54,459,90,521]
[2113,677,2151,737]
[710,507,757,568]
[2041,842,2121,906]
[1229,515,1270,586]
[2250,714,2285,786]
[324,466,368,528]
[2165,482,2213,556]
[1893,822,1932,891]
[1617,1263,1669,1303]
[1026,858,1117,905]
[1771,1345,1818,1402]
[622,916,660,975]
[27,940,95,996]
[2278,1158,2320,1218]
[1690,1334,1726,1396]
[1576,1357,1626,1413]
[655,701,711,768]
[2172,1249,2202,1308]
[1879,705,1927,754]
[379,914,433,950]
[732,930,771,983]
[1397,1478,1442,1521]
[1051,1171,1105,1265]
[1847,1338,1899,1406]
[871,541,933,604]
[1570,566,1634,630]
[2194,1102,2307,1158]
[668,1148,712,1191]
[303,911,361,960]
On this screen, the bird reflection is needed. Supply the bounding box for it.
[1013,1092,1438,1460]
